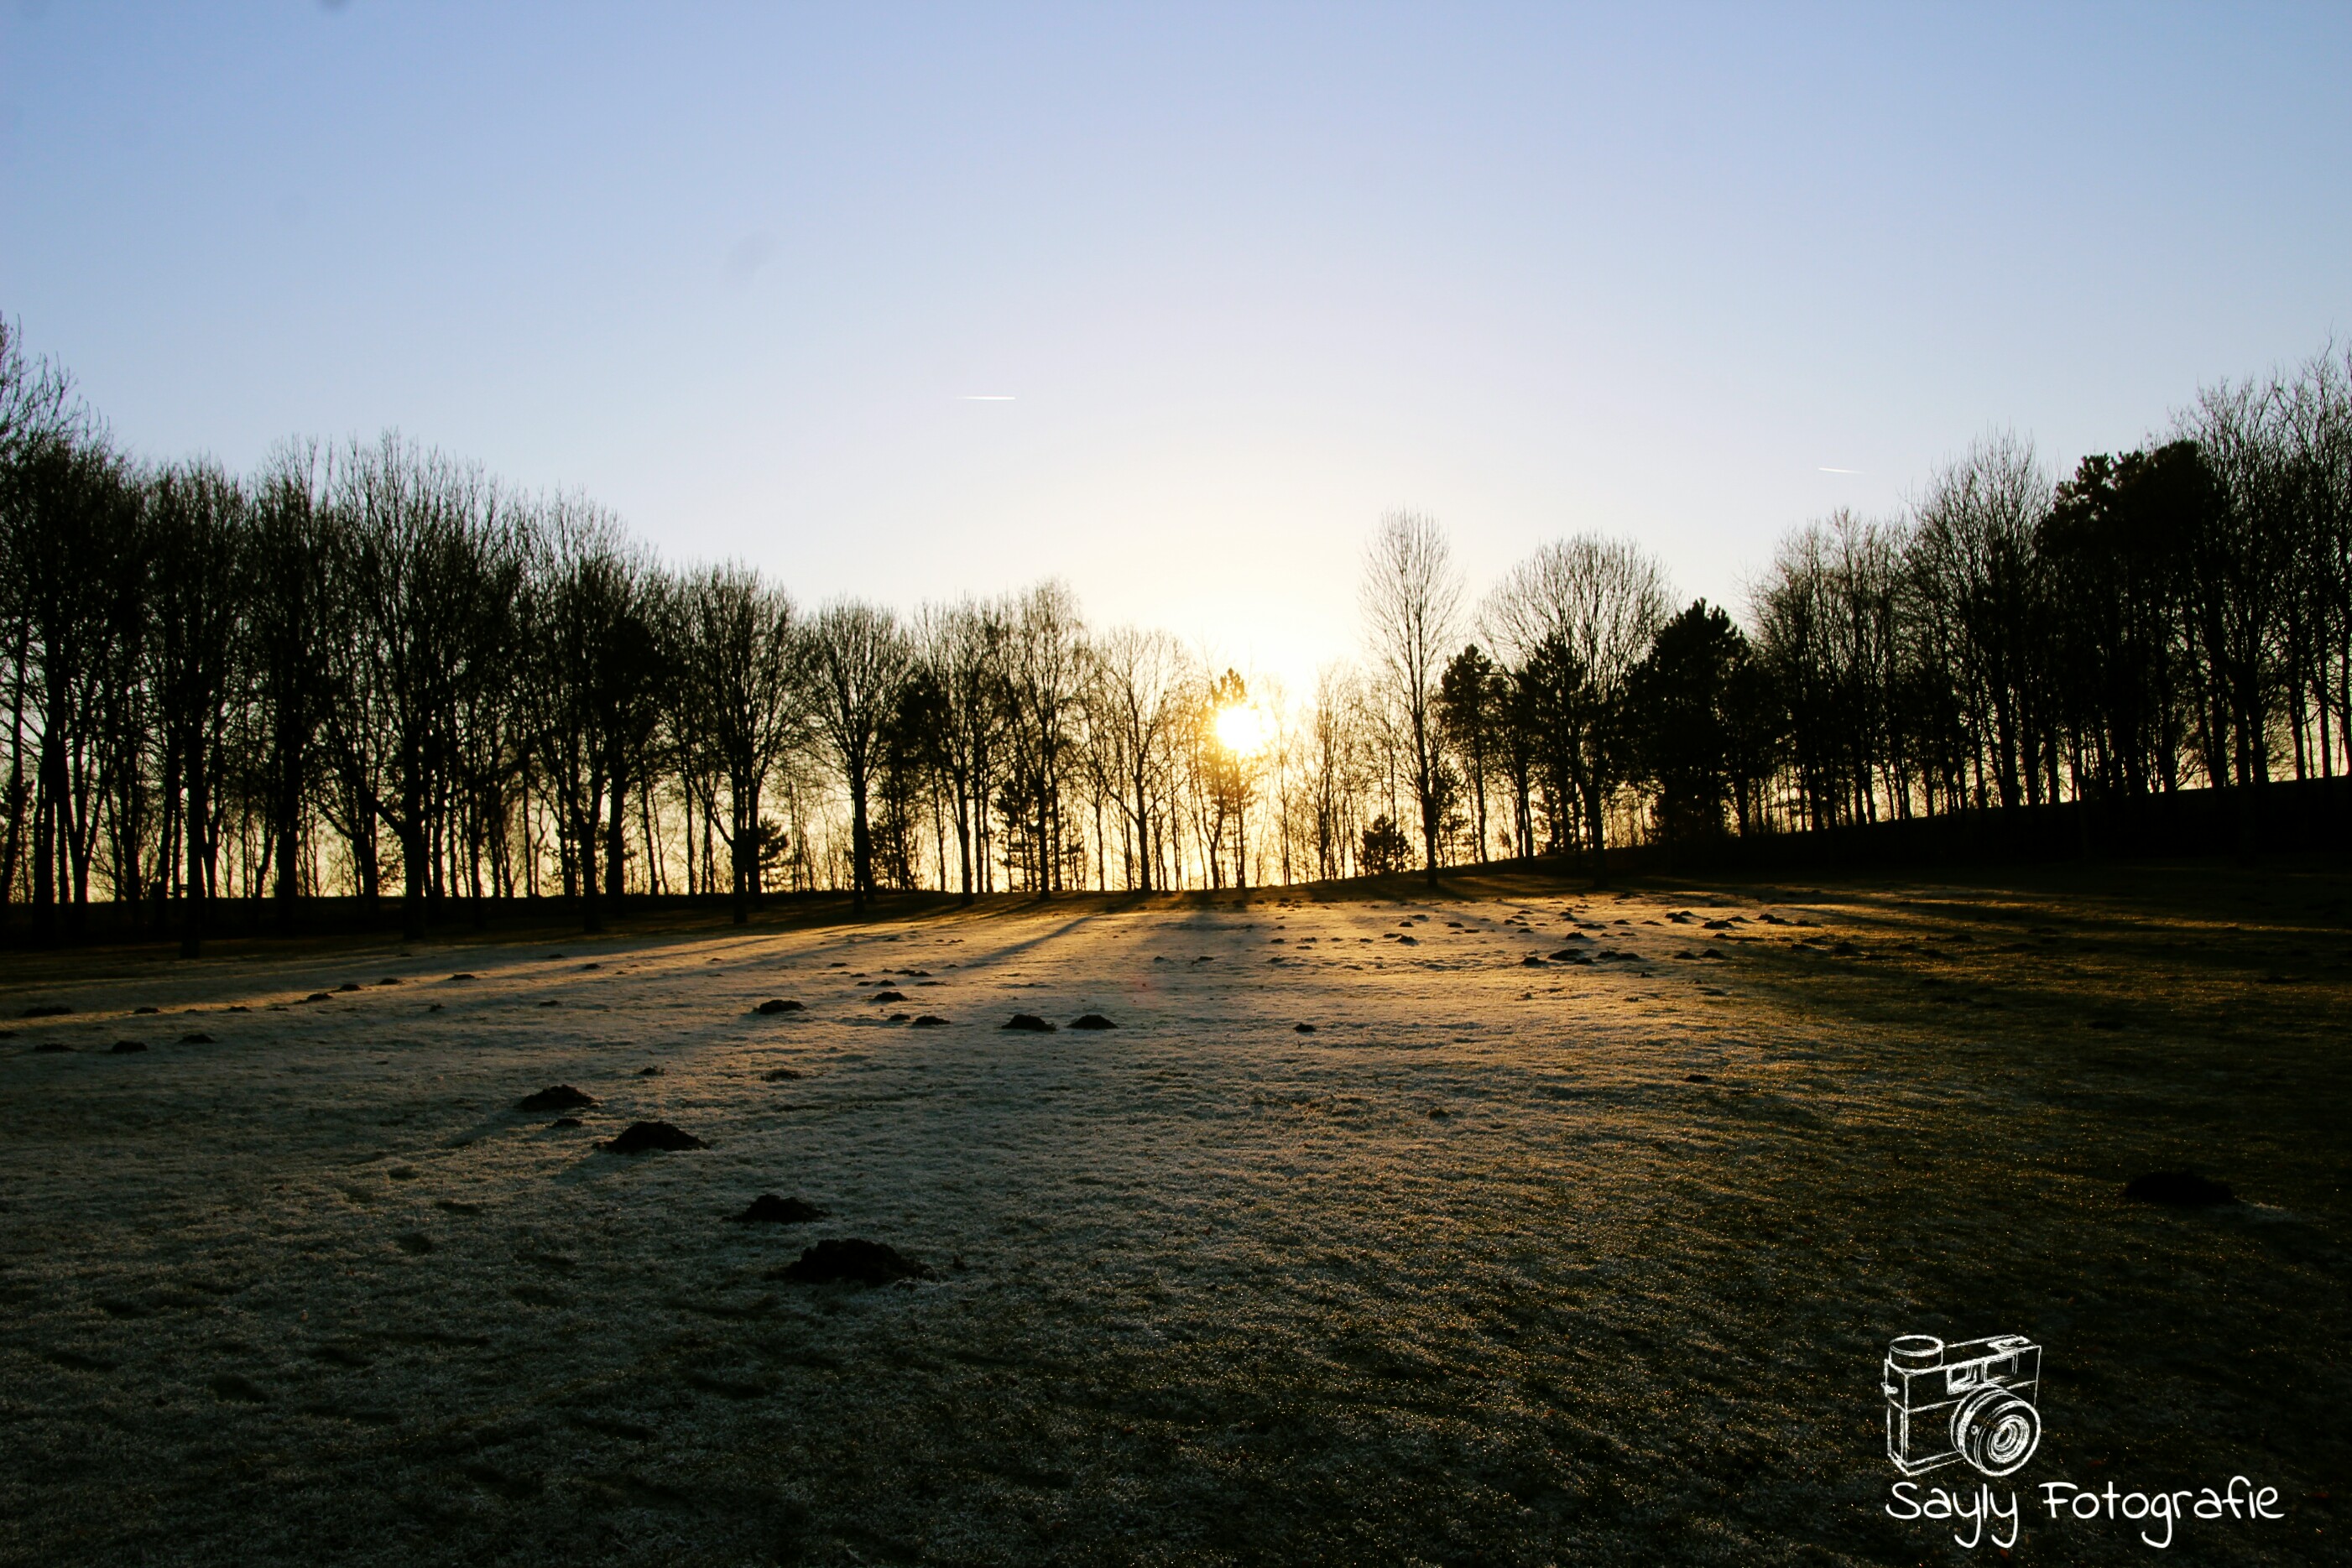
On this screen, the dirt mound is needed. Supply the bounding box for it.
[754,998,803,1015]
[550,1117,583,1128]
[1520,955,1546,967]
[636,1065,665,1076]
[911,1015,950,1028]
[775,1237,931,1285]
[733,1194,828,1224]
[1002,1013,1056,1032]
[761,1067,804,1081]
[110,1039,148,1053]
[179,1032,216,1044]
[871,990,908,1003]
[515,1085,598,1112]
[1683,1072,1714,1083]
[2123,1171,2236,1206]
[1068,1013,1118,1029]
[602,1121,707,1154]
[34,1041,73,1053]
[21,1004,71,1018]
[447,973,477,982]
[1293,1023,1317,1034]
[133,1005,159,1014]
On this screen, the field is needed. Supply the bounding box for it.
[1,863,2345,1566]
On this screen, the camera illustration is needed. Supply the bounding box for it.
[1883,1333,2042,1477]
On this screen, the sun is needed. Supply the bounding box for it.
[1213,701,1270,758]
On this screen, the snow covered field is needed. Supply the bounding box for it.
[2,867,2344,1565]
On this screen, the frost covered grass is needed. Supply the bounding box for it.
[1,863,2344,1565]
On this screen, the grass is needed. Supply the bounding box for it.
[0,860,2344,1565]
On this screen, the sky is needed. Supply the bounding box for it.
[3,3,2347,695]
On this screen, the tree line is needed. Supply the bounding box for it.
[1381,348,2352,885]
[4,318,2346,941]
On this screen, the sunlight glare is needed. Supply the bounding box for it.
[1214,702,1270,758]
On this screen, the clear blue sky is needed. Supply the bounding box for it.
[3,3,2345,690]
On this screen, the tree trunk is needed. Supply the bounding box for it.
[953,777,974,906]
[1586,769,1610,888]
[399,815,428,941]
[605,766,627,903]
[1132,771,1152,893]
[733,772,760,925]
[181,744,207,959]
[273,727,303,930]
[578,786,604,934]
[849,761,871,915]
[1419,774,1439,888]
[34,730,60,941]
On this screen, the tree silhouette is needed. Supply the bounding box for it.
[1360,512,1463,887]
[804,601,911,914]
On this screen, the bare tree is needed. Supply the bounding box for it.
[1002,582,1086,894]
[1198,667,1267,890]
[0,317,74,470]
[1304,664,1373,881]
[1906,433,2057,810]
[321,436,514,940]
[1752,511,1910,828]
[7,431,135,935]
[676,564,801,922]
[911,600,1009,903]
[1359,511,1463,886]
[442,486,529,922]
[1087,624,1187,891]
[247,442,337,925]
[149,461,249,956]
[2177,385,2304,789]
[524,497,662,932]
[1484,534,1670,878]
[804,600,911,914]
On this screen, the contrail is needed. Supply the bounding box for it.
[1817,466,1862,473]
[961,394,1017,401]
